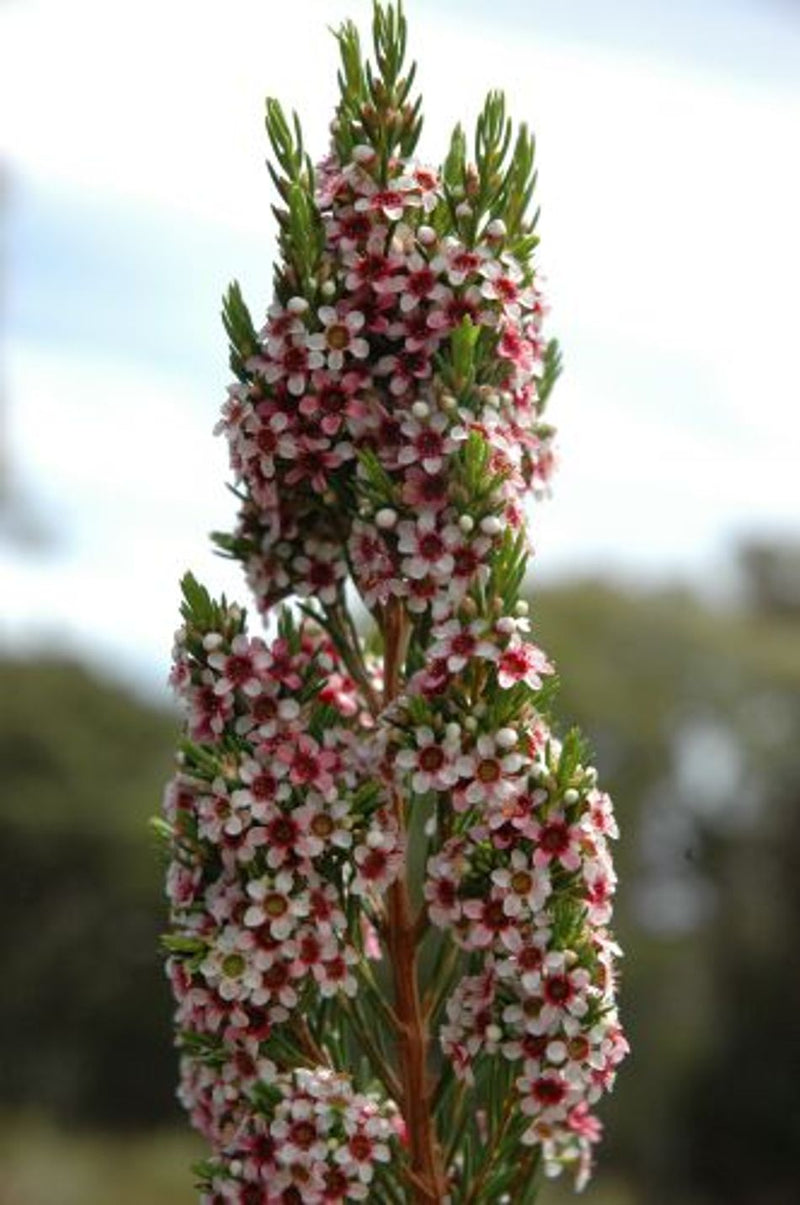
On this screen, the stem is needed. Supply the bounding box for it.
[383,599,448,1204]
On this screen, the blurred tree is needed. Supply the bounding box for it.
[0,657,181,1126]
[535,566,800,1204]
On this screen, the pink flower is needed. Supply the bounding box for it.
[496,638,553,690]
[394,726,460,793]
[490,849,551,918]
[455,733,529,810]
[244,871,309,940]
[374,346,432,395]
[207,634,270,698]
[400,466,449,513]
[396,513,458,581]
[292,541,348,606]
[262,333,325,397]
[429,618,498,673]
[530,812,583,873]
[353,175,418,221]
[398,411,466,475]
[307,307,370,371]
[275,734,339,796]
[397,250,446,312]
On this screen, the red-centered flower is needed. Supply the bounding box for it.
[394,725,460,793]
[455,733,529,810]
[496,638,554,691]
[262,335,325,397]
[530,812,583,872]
[497,321,536,374]
[344,245,404,293]
[400,466,449,513]
[396,513,458,581]
[430,618,498,673]
[398,411,466,474]
[375,346,432,395]
[299,370,366,437]
[207,634,270,698]
[398,250,446,312]
[292,542,347,606]
[275,733,339,796]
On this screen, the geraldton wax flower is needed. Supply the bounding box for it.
[157,4,628,1202]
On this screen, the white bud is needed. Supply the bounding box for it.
[278,698,300,720]
[585,766,598,784]
[458,514,475,534]
[514,599,530,616]
[424,816,436,837]
[352,144,376,164]
[441,392,458,411]
[480,515,503,535]
[455,201,472,218]
[486,1024,503,1043]
[411,400,430,419]
[486,218,507,239]
[417,224,437,245]
[444,722,461,743]
[202,632,224,650]
[320,279,336,298]
[564,788,580,805]
[495,616,515,634]
[464,716,478,733]
[546,1040,567,1064]
[496,727,518,749]
[375,507,397,530]
[286,296,308,314]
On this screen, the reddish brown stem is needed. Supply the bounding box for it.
[383,601,448,1204]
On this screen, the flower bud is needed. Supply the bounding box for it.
[375,508,397,530]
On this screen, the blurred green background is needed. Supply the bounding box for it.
[2,541,799,1205]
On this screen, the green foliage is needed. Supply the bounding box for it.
[221,280,258,382]
[538,338,563,412]
[332,2,422,171]
[264,98,324,301]
[442,89,539,254]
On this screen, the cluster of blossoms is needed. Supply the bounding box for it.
[163,593,402,1199]
[161,6,626,1200]
[197,1067,396,1204]
[217,134,555,621]
[383,596,627,1186]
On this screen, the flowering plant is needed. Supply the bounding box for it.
[158,5,627,1201]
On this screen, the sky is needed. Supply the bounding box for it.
[2,0,799,698]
